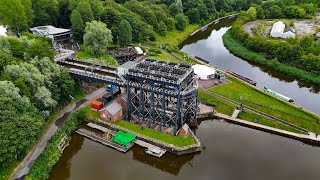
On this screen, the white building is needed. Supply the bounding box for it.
[117,61,137,76]
[192,64,216,80]
[134,47,143,55]
[270,21,295,38]
[30,25,71,44]
[0,25,7,37]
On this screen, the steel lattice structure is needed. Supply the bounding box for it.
[124,59,198,135]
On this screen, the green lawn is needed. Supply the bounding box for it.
[153,24,200,47]
[209,78,320,133]
[82,106,101,119]
[76,50,119,67]
[114,120,196,147]
[198,89,236,116]
[238,110,304,134]
[149,50,181,63]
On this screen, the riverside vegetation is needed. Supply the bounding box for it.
[224,1,320,84]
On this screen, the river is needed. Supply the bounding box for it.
[48,17,320,180]
[49,120,320,180]
[180,17,320,115]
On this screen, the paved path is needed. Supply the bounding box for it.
[12,88,106,180]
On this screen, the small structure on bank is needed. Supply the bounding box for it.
[192,64,216,80]
[270,21,295,38]
[91,100,103,111]
[179,124,190,136]
[100,101,123,122]
[30,25,71,45]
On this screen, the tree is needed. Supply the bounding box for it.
[247,7,257,20]
[0,36,11,55]
[158,21,168,36]
[255,5,265,19]
[26,40,55,60]
[83,21,113,56]
[0,0,28,33]
[285,6,306,19]
[166,17,176,31]
[169,3,182,16]
[76,0,94,23]
[118,20,132,46]
[31,0,59,26]
[269,5,283,18]
[175,14,188,31]
[186,8,200,24]
[71,10,85,42]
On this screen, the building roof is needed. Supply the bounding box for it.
[30,25,71,36]
[192,64,216,76]
[118,61,137,70]
[102,101,122,115]
[0,25,7,37]
[271,21,285,35]
[134,47,143,55]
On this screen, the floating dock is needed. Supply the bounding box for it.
[84,123,166,157]
[76,128,134,152]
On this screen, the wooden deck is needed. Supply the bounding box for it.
[76,128,134,152]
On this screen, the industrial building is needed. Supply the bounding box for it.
[270,21,295,38]
[30,25,72,44]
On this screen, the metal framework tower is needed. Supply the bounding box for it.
[124,59,198,135]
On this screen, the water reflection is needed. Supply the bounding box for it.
[180,17,320,114]
[131,146,198,176]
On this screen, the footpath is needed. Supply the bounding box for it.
[11,88,106,180]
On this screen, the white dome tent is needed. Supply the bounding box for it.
[192,64,216,80]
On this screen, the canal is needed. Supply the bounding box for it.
[180,17,320,115]
[48,17,320,180]
[49,120,320,180]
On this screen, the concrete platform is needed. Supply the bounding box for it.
[198,78,229,90]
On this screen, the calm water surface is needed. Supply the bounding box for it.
[49,120,320,180]
[180,17,320,115]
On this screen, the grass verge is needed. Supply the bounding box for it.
[113,120,196,147]
[209,78,320,133]
[238,110,304,134]
[153,24,200,47]
[76,50,119,67]
[149,49,181,63]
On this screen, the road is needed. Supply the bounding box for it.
[12,88,106,180]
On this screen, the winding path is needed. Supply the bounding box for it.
[12,88,106,180]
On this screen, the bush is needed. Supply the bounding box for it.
[149,48,161,54]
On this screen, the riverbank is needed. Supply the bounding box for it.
[222,29,320,85]
[25,110,86,180]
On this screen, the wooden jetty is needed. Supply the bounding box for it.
[76,128,134,152]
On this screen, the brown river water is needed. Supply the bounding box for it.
[48,17,320,180]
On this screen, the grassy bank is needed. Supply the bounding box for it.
[209,78,320,133]
[238,110,304,134]
[26,110,86,180]
[199,89,305,134]
[76,50,119,67]
[223,29,320,85]
[149,49,181,63]
[198,89,237,116]
[114,120,196,147]
[153,24,199,47]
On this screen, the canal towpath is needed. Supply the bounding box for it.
[11,88,106,180]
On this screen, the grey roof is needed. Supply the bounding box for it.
[30,25,71,36]
[118,61,137,70]
[103,101,122,115]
